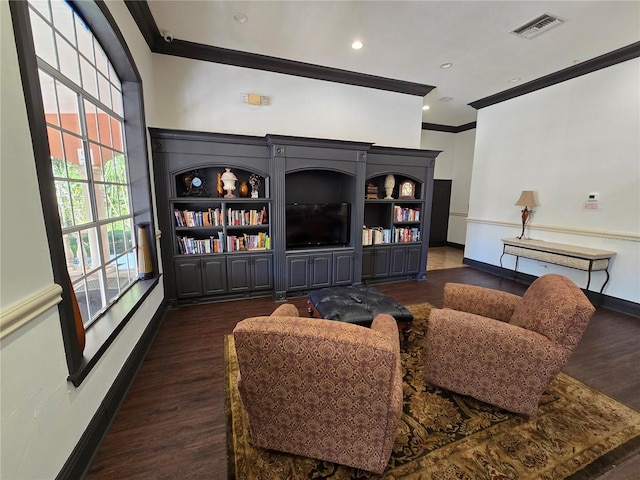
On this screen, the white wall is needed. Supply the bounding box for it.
[0,1,164,479]
[151,55,423,148]
[421,128,476,245]
[466,58,640,302]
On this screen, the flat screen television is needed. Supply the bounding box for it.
[286,203,351,249]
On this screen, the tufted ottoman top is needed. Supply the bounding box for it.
[307,284,413,326]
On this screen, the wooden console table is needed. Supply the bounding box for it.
[500,238,616,293]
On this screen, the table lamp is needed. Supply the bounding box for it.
[515,190,537,239]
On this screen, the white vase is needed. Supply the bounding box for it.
[384,174,395,199]
[221,168,237,198]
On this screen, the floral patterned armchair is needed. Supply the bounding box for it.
[233,303,403,474]
[424,274,595,417]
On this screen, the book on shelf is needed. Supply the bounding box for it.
[226,207,268,226]
[176,232,224,254]
[362,227,392,246]
[393,206,420,223]
[226,232,271,252]
[174,207,222,227]
[391,226,420,243]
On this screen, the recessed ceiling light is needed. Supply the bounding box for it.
[508,77,521,83]
[422,105,430,111]
[233,12,248,23]
[439,62,453,69]
[351,40,363,50]
[439,97,453,102]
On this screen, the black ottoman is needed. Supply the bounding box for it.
[307,284,413,327]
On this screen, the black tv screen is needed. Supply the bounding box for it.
[286,203,351,249]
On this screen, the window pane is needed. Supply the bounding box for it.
[61,132,87,179]
[69,181,92,225]
[56,33,80,86]
[75,14,93,62]
[40,72,60,126]
[48,128,64,172]
[122,218,135,252]
[84,101,99,142]
[105,260,120,303]
[80,57,98,99]
[110,116,123,152]
[30,11,57,68]
[112,220,126,255]
[73,279,90,325]
[80,227,101,270]
[85,270,105,319]
[51,0,76,46]
[64,231,83,278]
[95,43,109,79]
[97,72,111,108]
[94,183,109,220]
[111,84,123,116]
[55,180,73,228]
[88,142,102,181]
[100,222,116,264]
[97,107,112,146]
[119,185,130,216]
[55,81,80,134]
[101,147,117,181]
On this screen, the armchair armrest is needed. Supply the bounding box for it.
[270,303,299,317]
[443,283,522,322]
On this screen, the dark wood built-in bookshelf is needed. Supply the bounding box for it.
[150,128,439,304]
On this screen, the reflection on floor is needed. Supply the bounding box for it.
[427,246,466,270]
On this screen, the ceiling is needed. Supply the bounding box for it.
[143,1,640,127]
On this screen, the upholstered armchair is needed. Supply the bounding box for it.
[424,274,595,417]
[233,303,403,474]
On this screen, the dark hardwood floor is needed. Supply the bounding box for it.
[84,266,640,480]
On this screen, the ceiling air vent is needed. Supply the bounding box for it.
[512,14,564,39]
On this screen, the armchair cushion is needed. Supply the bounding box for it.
[233,308,402,474]
[443,283,522,322]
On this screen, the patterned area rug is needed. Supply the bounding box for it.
[225,303,640,479]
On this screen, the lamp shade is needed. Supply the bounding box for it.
[515,190,537,207]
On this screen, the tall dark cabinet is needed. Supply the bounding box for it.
[150,129,439,305]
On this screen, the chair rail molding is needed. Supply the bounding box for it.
[0,283,63,339]
[465,217,639,243]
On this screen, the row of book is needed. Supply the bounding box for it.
[174,206,269,228]
[393,206,420,223]
[227,207,268,226]
[362,227,392,246]
[176,235,223,255]
[227,233,270,252]
[176,233,271,254]
[174,208,222,227]
[362,226,420,245]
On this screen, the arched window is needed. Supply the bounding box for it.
[30,0,136,326]
[11,0,157,384]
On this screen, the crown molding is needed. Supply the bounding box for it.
[470,41,640,110]
[124,1,434,97]
[422,122,476,133]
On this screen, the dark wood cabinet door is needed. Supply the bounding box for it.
[405,245,422,274]
[251,254,273,291]
[175,258,202,298]
[202,257,227,295]
[333,251,354,285]
[389,245,407,276]
[286,255,310,291]
[310,253,332,288]
[372,246,391,277]
[227,256,251,292]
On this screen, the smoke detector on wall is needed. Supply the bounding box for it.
[512,14,565,39]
